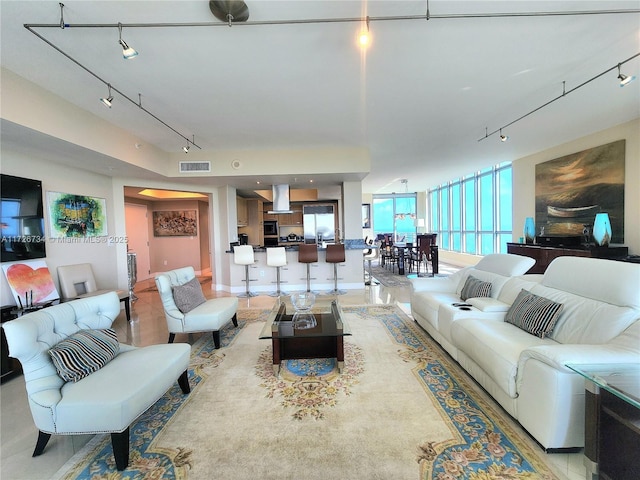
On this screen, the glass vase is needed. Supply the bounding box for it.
[592,213,612,247]
[523,217,535,244]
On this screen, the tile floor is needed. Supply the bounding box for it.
[1,266,586,480]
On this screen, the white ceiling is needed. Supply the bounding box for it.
[1,1,639,194]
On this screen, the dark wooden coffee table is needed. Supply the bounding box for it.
[259,298,351,375]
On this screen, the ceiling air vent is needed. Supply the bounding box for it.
[179,161,211,173]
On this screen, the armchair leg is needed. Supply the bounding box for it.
[212,330,221,349]
[168,333,176,343]
[178,370,191,394]
[32,431,51,457]
[111,428,130,471]
[232,313,238,327]
[122,297,131,322]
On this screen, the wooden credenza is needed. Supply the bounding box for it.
[506,243,629,274]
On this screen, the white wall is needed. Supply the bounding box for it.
[1,148,122,306]
[512,118,639,255]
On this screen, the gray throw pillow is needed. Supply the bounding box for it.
[505,289,564,339]
[460,275,492,301]
[49,328,119,382]
[172,276,206,314]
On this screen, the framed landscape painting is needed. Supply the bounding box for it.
[535,140,625,243]
[153,210,198,237]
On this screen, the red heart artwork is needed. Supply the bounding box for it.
[6,263,56,304]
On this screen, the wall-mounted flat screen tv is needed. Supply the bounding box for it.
[1,174,46,262]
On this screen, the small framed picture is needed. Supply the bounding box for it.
[362,204,371,229]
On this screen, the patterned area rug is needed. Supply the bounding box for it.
[52,305,561,480]
[370,264,458,287]
[51,308,266,480]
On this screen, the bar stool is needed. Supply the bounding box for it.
[326,243,346,295]
[298,244,318,293]
[233,245,257,297]
[266,247,288,297]
[363,241,380,286]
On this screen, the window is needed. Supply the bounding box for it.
[429,163,512,254]
[372,193,417,243]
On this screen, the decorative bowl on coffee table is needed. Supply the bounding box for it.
[290,292,316,311]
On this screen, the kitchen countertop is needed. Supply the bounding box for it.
[227,239,368,253]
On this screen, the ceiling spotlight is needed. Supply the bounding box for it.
[358,16,371,47]
[100,84,113,108]
[118,22,138,59]
[499,129,509,142]
[183,134,195,153]
[617,63,636,87]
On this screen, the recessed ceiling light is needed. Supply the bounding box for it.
[137,189,207,199]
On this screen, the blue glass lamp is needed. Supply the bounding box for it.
[523,217,535,244]
[592,213,612,247]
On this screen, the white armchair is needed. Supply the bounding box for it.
[57,263,131,321]
[154,266,238,348]
[1,292,191,471]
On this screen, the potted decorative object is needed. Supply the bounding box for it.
[523,217,536,244]
[592,213,612,247]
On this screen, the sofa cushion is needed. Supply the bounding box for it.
[183,297,239,331]
[172,277,206,313]
[529,283,639,344]
[411,291,461,331]
[543,256,640,309]
[53,343,191,433]
[460,275,492,301]
[48,328,119,382]
[474,253,536,277]
[451,319,556,398]
[505,289,563,339]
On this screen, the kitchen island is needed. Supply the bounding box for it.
[227,240,368,295]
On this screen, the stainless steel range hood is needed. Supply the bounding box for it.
[267,184,293,214]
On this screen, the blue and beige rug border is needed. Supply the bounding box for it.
[53,305,560,480]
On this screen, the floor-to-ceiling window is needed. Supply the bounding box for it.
[429,162,512,254]
[372,193,418,243]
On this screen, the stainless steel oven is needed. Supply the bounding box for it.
[263,220,278,236]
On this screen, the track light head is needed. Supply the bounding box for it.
[100,95,113,108]
[358,16,371,47]
[118,23,138,59]
[100,84,113,108]
[119,39,138,59]
[617,63,636,87]
[183,145,190,153]
[499,129,509,142]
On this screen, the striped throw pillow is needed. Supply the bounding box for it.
[505,289,564,338]
[48,329,119,382]
[460,275,492,301]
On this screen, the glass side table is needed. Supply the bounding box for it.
[566,363,640,480]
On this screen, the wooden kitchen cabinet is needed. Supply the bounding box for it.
[263,211,278,222]
[245,199,264,246]
[237,197,248,226]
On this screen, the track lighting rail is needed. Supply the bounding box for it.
[24,23,201,151]
[478,52,640,142]
[24,7,640,30]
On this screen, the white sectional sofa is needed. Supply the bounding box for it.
[410,255,640,451]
